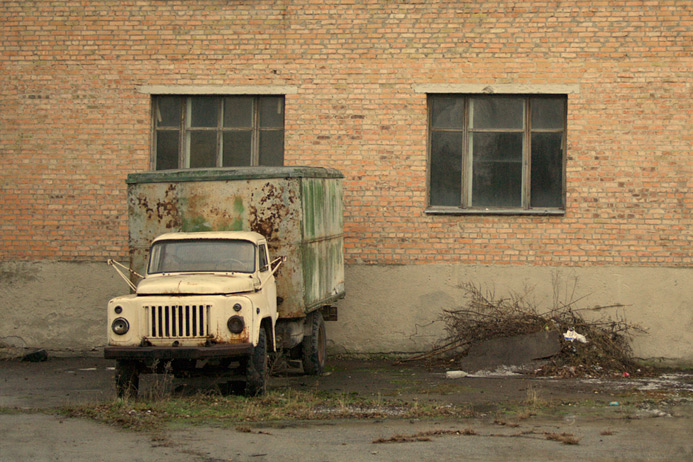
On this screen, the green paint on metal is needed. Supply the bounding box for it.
[127,167,344,185]
[301,243,317,306]
[233,196,244,215]
[230,217,244,231]
[181,215,243,232]
[182,216,213,232]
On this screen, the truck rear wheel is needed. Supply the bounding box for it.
[245,328,268,396]
[302,310,326,375]
[115,360,140,399]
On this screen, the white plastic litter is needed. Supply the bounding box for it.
[446,370,469,379]
[564,328,588,343]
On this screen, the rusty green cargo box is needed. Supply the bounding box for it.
[126,166,344,319]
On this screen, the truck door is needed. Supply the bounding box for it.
[258,243,277,314]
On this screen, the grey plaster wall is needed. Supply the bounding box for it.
[1,261,691,366]
[0,261,126,351]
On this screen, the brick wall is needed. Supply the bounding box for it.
[1,0,691,266]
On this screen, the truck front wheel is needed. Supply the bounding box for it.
[302,310,326,375]
[245,328,268,396]
[115,360,140,399]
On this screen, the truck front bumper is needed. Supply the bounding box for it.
[104,344,252,361]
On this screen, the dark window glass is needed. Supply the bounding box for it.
[531,132,563,207]
[259,97,284,128]
[259,245,269,272]
[472,160,523,207]
[531,97,565,130]
[428,95,566,211]
[156,97,181,127]
[156,131,179,170]
[190,97,219,128]
[189,132,217,168]
[431,96,464,129]
[430,131,463,206]
[224,97,253,128]
[259,131,284,166]
[153,95,285,170]
[470,97,524,130]
[223,131,252,166]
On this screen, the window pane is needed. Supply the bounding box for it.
[259,97,284,128]
[224,96,253,128]
[431,96,464,129]
[156,131,179,170]
[471,132,523,162]
[471,161,522,207]
[531,132,563,207]
[531,97,565,130]
[190,97,220,128]
[430,131,463,206]
[470,97,524,130]
[259,130,284,166]
[471,132,523,207]
[222,131,252,166]
[189,131,217,168]
[156,97,181,128]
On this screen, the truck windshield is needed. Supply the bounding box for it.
[148,239,256,274]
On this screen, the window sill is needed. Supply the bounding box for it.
[425,207,565,216]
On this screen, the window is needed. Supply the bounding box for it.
[153,95,285,170]
[258,244,269,272]
[428,95,566,212]
[148,239,256,274]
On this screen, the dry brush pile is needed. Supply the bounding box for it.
[405,280,649,378]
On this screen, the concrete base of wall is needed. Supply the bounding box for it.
[0,261,125,352]
[327,264,693,368]
[1,261,691,367]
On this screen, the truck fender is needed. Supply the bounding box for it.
[260,317,276,352]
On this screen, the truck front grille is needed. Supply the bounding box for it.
[145,305,211,338]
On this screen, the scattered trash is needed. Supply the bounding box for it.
[609,401,619,406]
[563,329,588,344]
[465,366,522,378]
[446,370,469,379]
[622,372,630,378]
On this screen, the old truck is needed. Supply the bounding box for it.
[104,167,344,397]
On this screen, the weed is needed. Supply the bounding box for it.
[545,432,581,445]
[60,389,473,431]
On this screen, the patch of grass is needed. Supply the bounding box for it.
[59,389,474,431]
[0,407,35,415]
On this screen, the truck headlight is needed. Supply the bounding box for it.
[111,318,130,335]
[227,316,245,334]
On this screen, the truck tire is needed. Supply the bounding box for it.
[302,310,326,375]
[115,360,140,399]
[245,328,268,396]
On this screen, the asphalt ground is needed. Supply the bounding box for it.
[1,356,692,461]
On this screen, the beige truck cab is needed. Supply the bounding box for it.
[105,231,282,397]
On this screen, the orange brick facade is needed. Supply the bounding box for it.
[2,0,691,267]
